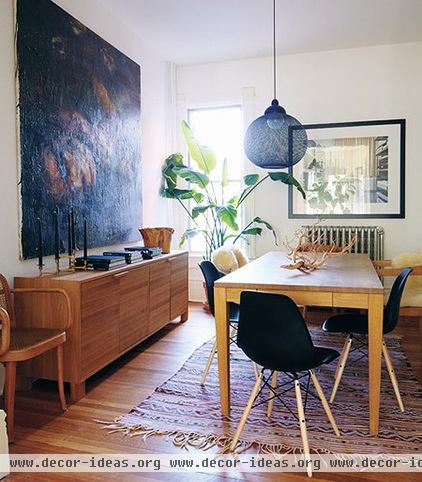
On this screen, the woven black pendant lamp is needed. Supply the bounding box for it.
[244,0,308,169]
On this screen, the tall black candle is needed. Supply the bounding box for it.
[37,217,43,268]
[83,218,88,261]
[67,212,72,255]
[53,207,60,260]
[71,208,76,252]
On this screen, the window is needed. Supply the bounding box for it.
[187,105,243,252]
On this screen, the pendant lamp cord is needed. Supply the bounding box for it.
[273,0,277,100]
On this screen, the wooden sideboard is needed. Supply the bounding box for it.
[13,251,189,401]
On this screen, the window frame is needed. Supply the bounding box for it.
[186,104,243,254]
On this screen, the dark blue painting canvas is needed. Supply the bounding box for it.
[16,0,142,259]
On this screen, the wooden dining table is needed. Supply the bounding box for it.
[214,251,384,435]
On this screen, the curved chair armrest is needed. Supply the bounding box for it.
[10,288,72,330]
[0,308,11,355]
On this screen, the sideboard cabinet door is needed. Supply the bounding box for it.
[170,253,188,320]
[81,276,120,379]
[149,260,171,333]
[119,266,150,352]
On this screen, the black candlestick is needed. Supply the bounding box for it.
[71,208,76,252]
[83,218,88,261]
[37,217,43,272]
[53,207,60,260]
[67,212,72,256]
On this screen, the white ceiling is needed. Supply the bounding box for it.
[102,0,422,65]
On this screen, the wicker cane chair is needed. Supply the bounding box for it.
[0,274,71,442]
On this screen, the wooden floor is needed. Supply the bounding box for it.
[6,303,422,481]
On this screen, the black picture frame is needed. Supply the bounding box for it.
[288,119,406,219]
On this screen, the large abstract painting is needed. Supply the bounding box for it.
[16,0,142,259]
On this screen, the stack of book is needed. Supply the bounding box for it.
[103,250,142,264]
[124,246,162,258]
[75,255,127,271]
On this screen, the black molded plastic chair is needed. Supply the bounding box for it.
[322,267,413,410]
[198,261,257,385]
[230,291,340,476]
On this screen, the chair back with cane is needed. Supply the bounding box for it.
[0,275,15,325]
[0,275,13,357]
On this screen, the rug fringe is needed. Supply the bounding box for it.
[95,418,333,455]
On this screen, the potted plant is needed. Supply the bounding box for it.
[160,121,306,260]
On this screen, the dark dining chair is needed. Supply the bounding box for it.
[322,267,413,410]
[230,291,340,477]
[198,261,258,385]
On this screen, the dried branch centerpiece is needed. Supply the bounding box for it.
[282,222,356,273]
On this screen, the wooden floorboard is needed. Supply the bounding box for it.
[5,303,422,481]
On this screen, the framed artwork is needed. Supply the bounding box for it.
[288,119,405,219]
[16,0,142,259]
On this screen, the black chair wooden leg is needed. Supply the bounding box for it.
[382,339,404,412]
[294,378,312,478]
[330,335,352,403]
[230,373,263,451]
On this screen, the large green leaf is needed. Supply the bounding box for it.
[174,166,209,188]
[181,120,217,173]
[243,174,259,186]
[179,228,201,247]
[242,227,263,236]
[268,172,306,200]
[235,174,260,206]
[237,186,252,206]
[252,216,278,245]
[160,187,204,203]
[160,186,181,199]
[216,205,239,231]
[192,204,214,219]
[192,191,205,203]
[162,153,184,189]
[227,195,239,207]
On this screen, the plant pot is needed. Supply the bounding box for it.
[139,227,174,254]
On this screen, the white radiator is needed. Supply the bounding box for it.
[302,225,385,261]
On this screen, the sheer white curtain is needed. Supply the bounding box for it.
[317,137,376,178]
[319,137,376,207]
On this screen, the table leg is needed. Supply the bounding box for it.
[368,293,383,435]
[214,286,230,416]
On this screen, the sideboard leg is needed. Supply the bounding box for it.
[180,311,189,323]
[70,382,86,402]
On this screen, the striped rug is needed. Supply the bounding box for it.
[103,328,422,454]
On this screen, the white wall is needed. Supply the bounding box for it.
[0,0,170,281]
[177,42,422,261]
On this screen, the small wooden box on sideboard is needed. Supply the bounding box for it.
[13,251,189,401]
